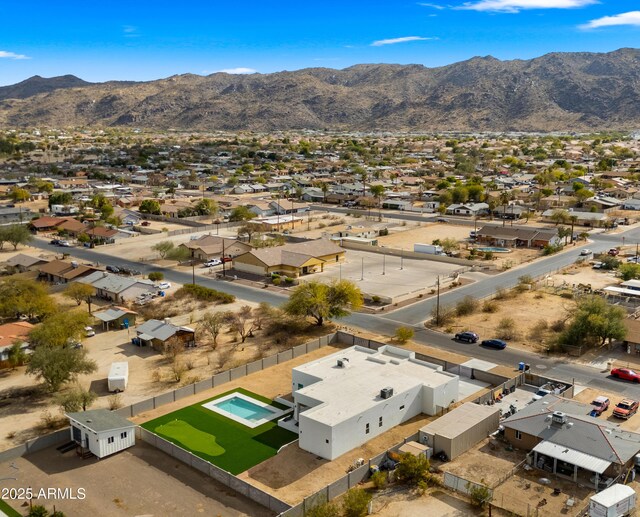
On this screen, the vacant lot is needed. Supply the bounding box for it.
[142,388,297,474]
[372,489,475,516]
[443,290,572,354]
[0,441,271,517]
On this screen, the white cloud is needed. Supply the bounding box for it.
[580,11,640,29]
[0,50,30,60]
[458,0,597,13]
[417,2,446,9]
[215,67,258,74]
[371,36,436,47]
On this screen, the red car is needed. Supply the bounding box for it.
[611,368,640,382]
[608,248,620,256]
[613,399,639,419]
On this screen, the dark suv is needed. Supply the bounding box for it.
[454,331,479,343]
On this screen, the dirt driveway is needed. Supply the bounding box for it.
[0,442,271,517]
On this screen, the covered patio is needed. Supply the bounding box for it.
[532,441,612,488]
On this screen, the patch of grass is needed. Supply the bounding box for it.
[0,499,20,517]
[142,388,295,474]
[156,420,226,456]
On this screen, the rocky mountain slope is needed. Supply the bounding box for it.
[1,48,640,131]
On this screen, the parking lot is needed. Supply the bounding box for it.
[307,249,466,303]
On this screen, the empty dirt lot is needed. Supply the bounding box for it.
[0,441,271,517]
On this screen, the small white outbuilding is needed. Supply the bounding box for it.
[67,409,135,459]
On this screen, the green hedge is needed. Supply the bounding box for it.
[175,284,235,304]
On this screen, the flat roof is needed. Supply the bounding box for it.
[590,484,635,506]
[67,409,133,433]
[533,441,610,474]
[295,345,457,426]
[420,402,500,439]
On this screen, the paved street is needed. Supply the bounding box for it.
[29,226,640,399]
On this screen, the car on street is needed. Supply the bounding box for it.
[454,331,479,343]
[613,399,639,419]
[157,282,171,290]
[580,249,592,256]
[611,367,640,382]
[608,248,620,256]
[436,217,449,223]
[50,239,60,245]
[628,256,640,263]
[204,259,222,267]
[58,240,71,247]
[480,339,507,350]
[106,265,120,273]
[590,396,610,416]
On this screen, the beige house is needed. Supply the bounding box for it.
[233,239,345,277]
[179,235,252,262]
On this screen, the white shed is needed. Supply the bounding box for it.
[67,409,135,459]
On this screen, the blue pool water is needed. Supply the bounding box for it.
[475,247,511,253]
[214,397,274,422]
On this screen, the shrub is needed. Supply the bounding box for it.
[542,244,563,256]
[560,291,574,299]
[148,271,164,282]
[496,317,518,340]
[455,296,478,316]
[528,319,549,342]
[284,277,294,284]
[430,304,455,326]
[272,277,282,286]
[494,287,509,300]
[342,488,372,517]
[395,452,430,485]
[371,470,387,490]
[306,501,340,517]
[550,319,566,333]
[468,482,492,508]
[483,251,494,260]
[395,326,414,344]
[174,284,235,304]
[482,300,499,313]
[108,393,123,410]
[371,295,381,304]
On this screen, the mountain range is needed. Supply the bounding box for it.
[1,48,640,132]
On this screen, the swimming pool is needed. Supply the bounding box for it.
[475,247,511,253]
[202,392,288,428]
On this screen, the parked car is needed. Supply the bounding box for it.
[141,221,151,226]
[58,240,71,247]
[157,282,171,290]
[106,265,120,273]
[49,239,60,245]
[628,256,640,263]
[454,331,479,343]
[591,261,604,269]
[222,257,232,263]
[608,248,620,256]
[590,396,610,416]
[613,399,639,419]
[436,217,449,223]
[611,368,640,382]
[579,249,592,256]
[84,326,95,337]
[481,339,507,350]
[204,259,222,267]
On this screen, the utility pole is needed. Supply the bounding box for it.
[382,254,386,275]
[360,257,364,281]
[435,276,441,325]
[400,248,404,270]
[191,259,196,285]
[222,238,226,278]
[339,262,342,281]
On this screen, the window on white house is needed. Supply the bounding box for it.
[379,416,383,427]
[515,430,522,440]
[120,432,127,439]
[107,436,114,444]
[365,423,370,434]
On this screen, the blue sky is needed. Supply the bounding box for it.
[1,0,639,85]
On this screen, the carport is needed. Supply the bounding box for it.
[532,441,610,485]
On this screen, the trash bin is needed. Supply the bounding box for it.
[518,362,526,371]
[525,364,530,372]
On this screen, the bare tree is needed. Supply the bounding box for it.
[199,311,230,349]
[228,306,258,344]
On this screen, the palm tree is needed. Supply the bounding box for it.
[321,182,329,204]
[569,215,578,243]
[370,185,386,221]
[499,191,512,227]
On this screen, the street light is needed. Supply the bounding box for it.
[400,247,404,270]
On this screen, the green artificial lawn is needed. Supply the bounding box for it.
[155,420,226,456]
[142,388,296,475]
[0,499,21,517]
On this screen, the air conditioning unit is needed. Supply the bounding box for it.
[551,411,567,425]
[337,358,350,368]
[380,387,394,399]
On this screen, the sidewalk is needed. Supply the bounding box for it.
[578,342,640,371]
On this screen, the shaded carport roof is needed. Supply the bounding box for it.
[533,441,610,474]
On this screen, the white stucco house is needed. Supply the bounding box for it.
[288,345,459,460]
[67,409,135,459]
